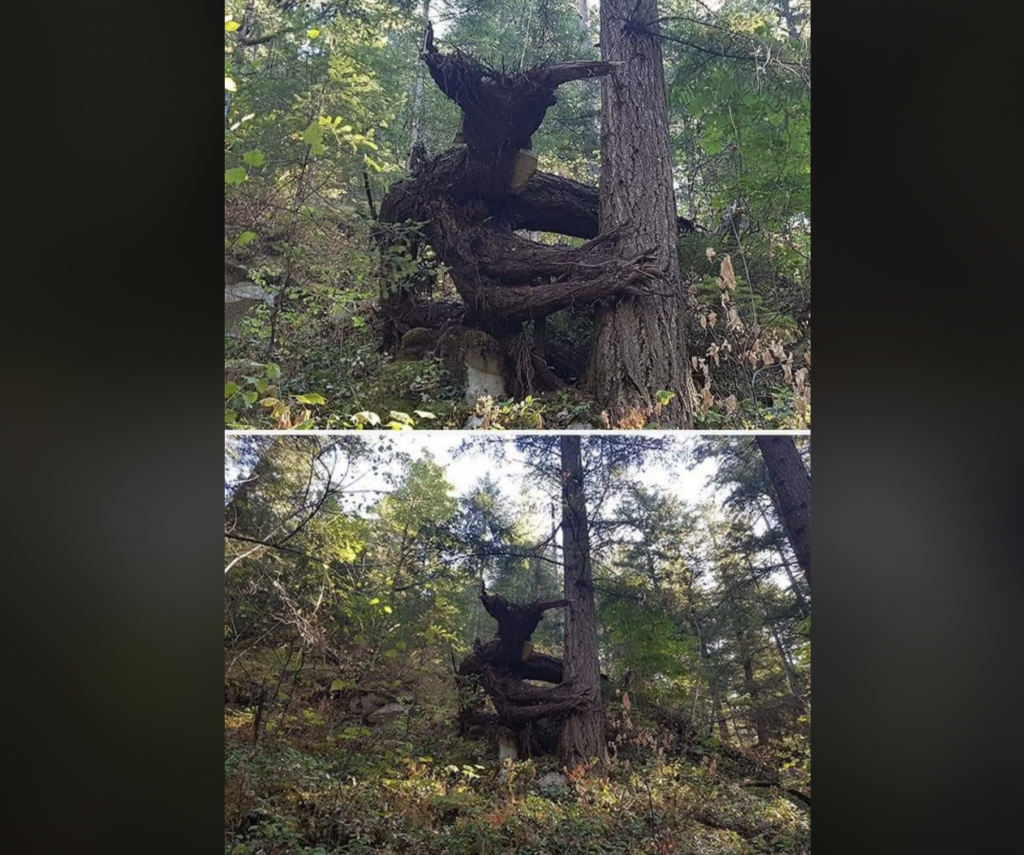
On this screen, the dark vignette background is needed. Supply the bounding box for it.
[6,2,1021,851]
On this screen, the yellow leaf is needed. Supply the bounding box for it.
[225,77,237,92]
[225,21,241,32]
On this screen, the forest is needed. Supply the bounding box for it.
[224,433,811,853]
[224,1,810,430]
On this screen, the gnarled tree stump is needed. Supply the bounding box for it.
[377,25,693,399]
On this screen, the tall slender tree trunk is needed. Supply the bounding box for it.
[737,630,772,746]
[407,0,431,170]
[589,0,694,428]
[699,633,729,743]
[756,437,811,585]
[757,500,810,617]
[558,436,608,772]
[775,0,802,40]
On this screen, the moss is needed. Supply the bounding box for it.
[396,327,443,361]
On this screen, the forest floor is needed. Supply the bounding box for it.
[225,654,810,855]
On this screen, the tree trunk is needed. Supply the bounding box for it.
[756,436,811,585]
[558,436,608,771]
[589,1,695,428]
[406,0,430,171]
[737,630,772,746]
[775,0,803,41]
[758,499,810,617]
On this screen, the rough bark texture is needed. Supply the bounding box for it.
[377,25,697,398]
[456,589,586,733]
[558,435,608,771]
[756,436,811,585]
[589,0,695,428]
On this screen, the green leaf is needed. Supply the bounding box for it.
[264,363,281,380]
[364,156,383,173]
[224,382,239,399]
[294,393,326,405]
[302,122,326,155]
[242,150,265,167]
[242,391,258,405]
[235,230,257,248]
[307,28,320,39]
[656,389,676,406]
[225,167,247,185]
[224,77,237,92]
[225,409,237,424]
[225,21,241,32]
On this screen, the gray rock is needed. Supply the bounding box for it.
[348,691,394,717]
[535,771,567,790]
[464,348,505,405]
[365,702,408,724]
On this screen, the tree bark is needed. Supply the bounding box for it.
[589,1,695,428]
[756,436,811,585]
[737,630,772,746]
[406,0,431,171]
[558,436,608,771]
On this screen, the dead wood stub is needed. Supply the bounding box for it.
[456,587,586,735]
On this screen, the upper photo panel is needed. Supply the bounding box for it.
[225,1,810,430]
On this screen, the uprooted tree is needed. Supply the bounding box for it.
[378,16,695,427]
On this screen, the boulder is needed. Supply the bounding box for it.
[535,771,567,791]
[365,702,409,725]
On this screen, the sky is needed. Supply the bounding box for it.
[319,433,723,536]
[226,433,724,533]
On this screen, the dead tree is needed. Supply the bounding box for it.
[377,24,685,397]
[456,585,596,749]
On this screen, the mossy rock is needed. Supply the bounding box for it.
[396,327,443,361]
[437,326,502,379]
